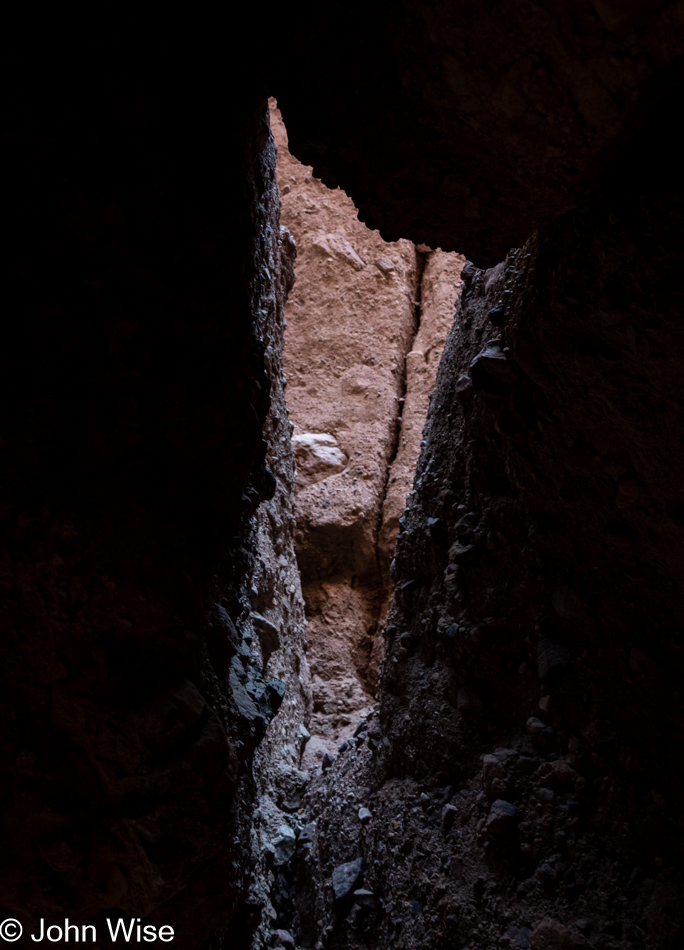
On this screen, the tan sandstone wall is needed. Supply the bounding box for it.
[379,249,466,581]
[270,101,464,765]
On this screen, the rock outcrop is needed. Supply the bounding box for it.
[286,81,684,950]
[271,103,466,766]
[1,33,297,948]
[270,0,684,264]
[270,102,420,759]
[5,7,684,950]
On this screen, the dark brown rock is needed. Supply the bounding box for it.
[485,800,520,837]
[271,2,684,264]
[2,24,294,947]
[531,918,587,950]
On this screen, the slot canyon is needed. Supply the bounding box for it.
[3,6,684,950]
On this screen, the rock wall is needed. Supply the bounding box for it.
[229,225,314,949]
[1,34,299,948]
[6,8,684,950]
[270,103,467,770]
[270,102,419,760]
[266,12,684,948]
[287,85,684,950]
[379,250,466,590]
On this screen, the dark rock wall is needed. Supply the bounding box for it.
[243,223,314,950]
[385,83,684,840]
[287,80,684,950]
[5,6,684,950]
[2,32,288,947]
[270,0,684,264]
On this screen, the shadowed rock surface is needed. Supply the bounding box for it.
[2,26,292,949]
[4,6,684,949]
[270,1,684,264]
[287,81,684,950]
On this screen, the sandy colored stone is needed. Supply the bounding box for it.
[379,251,465,602]
[270,103,465,759]
[271,99,419,756]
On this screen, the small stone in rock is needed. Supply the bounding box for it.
[358,806,372,824]
[332,858,363,902]
[526,716,546,736]
[485,799,519,838]
[442,803,459,830]
[272,825,296,866]
[353,889,379,910]
[274,930,296,950]
[508,925,532,949]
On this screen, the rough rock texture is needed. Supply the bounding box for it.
[236,223,314,948]
[270,102,420,760]
[287,85,684,950]
[1,36,293,947]
[379,250,466,589]
[271,0,684,264]
[7,9,684,950]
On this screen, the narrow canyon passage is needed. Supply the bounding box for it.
[4,9,684,950]
[270,102,465,763]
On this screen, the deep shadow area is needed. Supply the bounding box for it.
[3,5,684,949]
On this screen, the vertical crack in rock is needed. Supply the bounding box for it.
[248,110,465,950]
[284,96,684,949]
[266,103,466,788]
[378,249,466,625]
[269,100,420,764]
[370,249,427,639]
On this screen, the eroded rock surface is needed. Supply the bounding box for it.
[7,11,684,950]
[271,102,420,760]
[285,88,684,950]
[379,250,466,591]
[2,39,296,947]
[270,1,684,264]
